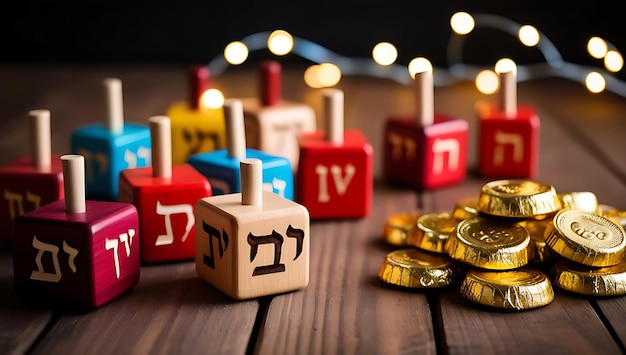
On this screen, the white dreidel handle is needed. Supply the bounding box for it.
[412,57,434,127]
[62,154,86,214]
[149,116,172,179]
[224,99,246,160]
[241,158,262,206]
[323,89,344,145]
[104,78,124,134]
[29,109,51,169]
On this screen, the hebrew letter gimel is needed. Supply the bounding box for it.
[247,230,286,276]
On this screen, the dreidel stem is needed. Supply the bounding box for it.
[104,78,124,134]
[241,158,262,206]
[29,109,51,169]
[150,116,172,179]
[62,155,86,214]
[224,99,247,160]
[323,89,344,145]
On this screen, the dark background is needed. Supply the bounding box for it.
[2,1,625,78]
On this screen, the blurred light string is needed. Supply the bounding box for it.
[207,13,626,97]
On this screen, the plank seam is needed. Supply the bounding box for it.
[590,300,626,354]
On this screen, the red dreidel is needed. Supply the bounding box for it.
[296,89,373,219]
[0,110,64,244]
[195,158,310,300]
[477,59,540,178]
[383,58,469,189]
[119,116,212,263]
[240,60,316,172]
[12,154,140,309]
[166,65,226,164]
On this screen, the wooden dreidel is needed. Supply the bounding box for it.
[195,158,309,300]
[0,110,64,244]
[240,60,316,172]
[119,116,212,263]
[477,60,540,178]
[383,58,469,189]
[188,99,294,199]
[296,89,373,219]
[166,65,226,164]
[12,154,140,309]
[71,78,151,201]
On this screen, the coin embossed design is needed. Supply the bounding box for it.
[378,248,465,289]
[546,209,626,267]
[478,179,562,217]
[446,217,531,270]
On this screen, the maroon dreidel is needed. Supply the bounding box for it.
[477,60,540,178]
[296,89,373,219]
[119,116,212,263]
[383,58,469,189]
[13,154,140,309]
[0,110,64,244]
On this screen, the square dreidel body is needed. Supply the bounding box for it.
[195,159,309,300]
[71,78,151,201]
[477,70,540,178]
[187,99,294,200]
[12,155,140,309]
[240,61,316,172]
[0,110,64,243]
[119,116,212,263]
[297,89,373,219]
[166,65,226,164]
[383,60,468,189]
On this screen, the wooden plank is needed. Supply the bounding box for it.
[595,297,626,348]
[255,185,437,354]
[0,249,54,355]
[30,261,258,355]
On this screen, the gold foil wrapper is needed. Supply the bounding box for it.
[558,191,599,213]
[378,248,465,288]
[409,212,458,254]
[518,218,556,264]
[382,213,419,247]
[599,205,626,230]
[460,267,554,310]
[446,216,531,270]
[452,196,480,220]
[550,258,626,296]
[478,179,562,218]
[545,209,626,267]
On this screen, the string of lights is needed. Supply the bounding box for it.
[203,12,626,106]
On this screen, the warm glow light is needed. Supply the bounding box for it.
[604,50,624,72]
[518,25,540,47]
[304,65,323,88]
[588,37,608,59]
[408,57,433,78]
[450,12,475,35]
[200,88,225,109]
[475,70,499,94]
[268,30,294,56]
[495,58,517,74]
[224,41,249,65]
[585,72,606,93]
[304,63,342,88]
[372,42,398,66]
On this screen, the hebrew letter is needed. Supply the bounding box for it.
[105,238,120,279]
[493,130,524,166]
[404,137,417,161]
[26,190,42,210]
[286,225,305,260]
[388,132,404,161]
[330,164,356,196]
[315,165,330,202]
[4,189,24,219]
[30,236,62,282]
[247,230,285,276]
[124,149,137,169]
[155,201,194,246]
[95,152,109,176]
[137,146,151,166]
[118,228,136,257]
[432,138,460,175]
[202,221,229,269]
[262,177,287,197]
[62,240,79,273]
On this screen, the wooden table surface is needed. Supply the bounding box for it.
[1,63,625,355]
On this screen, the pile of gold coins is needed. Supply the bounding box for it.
[378,179,626,310]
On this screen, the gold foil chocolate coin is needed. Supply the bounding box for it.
[409,212,458,254]
[478,179,562,217]
[452,196,480,220]
[460,267,554,310]
[558,191,599,213]
[378,248,464,288]
[550,258,626,296]
[382,213,419,247]
[446,217,531,270]
[545,209,626,267]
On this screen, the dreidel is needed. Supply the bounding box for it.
[194,158,310,300]
[240,60,316,172]
[12,154,140,309]
[477,59,540,178]
[0,110,64,243]
[71,78,151,201]
[166,65,226,164]
[383,57,468,189]
[188,99,294,200]
[296,89,373,219]
[119,116,212,263]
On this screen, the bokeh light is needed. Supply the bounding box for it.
[224,41,249,65]
[200,88,225,109]
[585,72,606,93]
[268,30,294,56]
[450,12,475,35]
[587,37,608,59]
[604,50,624,72]
[495,58,517,74]
[372,42,398,66]
[518,25,540,47]
[475,70,499,94]
[304,63,342,88]
[408,57,433,78]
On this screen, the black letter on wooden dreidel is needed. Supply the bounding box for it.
[202,221,229,269]
[247,230,286,276]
